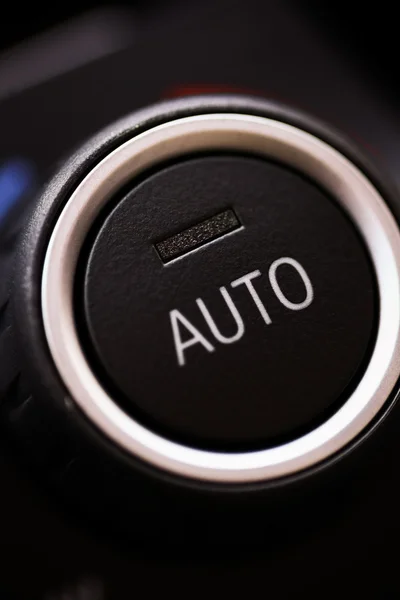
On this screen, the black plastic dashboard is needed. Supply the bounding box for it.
[1,2,400,598]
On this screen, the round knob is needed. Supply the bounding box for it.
[1,95,400,539]
[80,154,375,451]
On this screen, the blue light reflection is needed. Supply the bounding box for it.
[0,158,36,223]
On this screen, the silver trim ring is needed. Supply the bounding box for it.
[42,114,400,483]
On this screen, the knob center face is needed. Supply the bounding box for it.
[77,154,377,451]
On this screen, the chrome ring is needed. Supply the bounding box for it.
[42,113,400,482]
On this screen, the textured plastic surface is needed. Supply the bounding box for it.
[81,153,376,450]
[155,208,241,263]
[0,95,399,542]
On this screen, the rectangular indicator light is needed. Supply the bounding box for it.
[155,208,242,263]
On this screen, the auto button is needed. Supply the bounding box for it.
[78,153,377,451]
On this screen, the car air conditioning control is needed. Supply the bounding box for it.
[1,95,400,539]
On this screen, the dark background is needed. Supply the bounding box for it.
[1,2,400,599]
[1,2,397,93]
